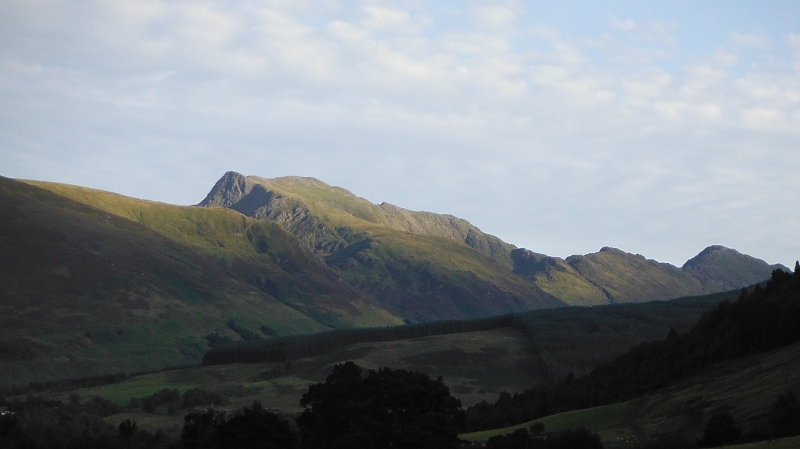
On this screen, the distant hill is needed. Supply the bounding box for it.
[683,244,788,290]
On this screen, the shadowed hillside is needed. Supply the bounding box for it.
[462,265,800,435]
[0,177,402,384]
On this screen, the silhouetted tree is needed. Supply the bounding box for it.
[181,409,220,449]
[296,361,463,449]
[118,419,137,438]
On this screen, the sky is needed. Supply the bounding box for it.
[1,1,799,267]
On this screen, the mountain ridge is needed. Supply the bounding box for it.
[201,171,786,307]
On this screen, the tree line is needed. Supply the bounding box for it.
[202,315,525,365]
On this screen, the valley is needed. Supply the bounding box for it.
[0,172,796,448]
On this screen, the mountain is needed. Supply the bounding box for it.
[513,246,786,305]
[200,172,563,321]
[200,172,516,267]
[683,244,788,290]
[564,247,713,303]
[201,172,785,307]
[0,176,401,383]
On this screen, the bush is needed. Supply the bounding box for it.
[84,396,121,417]
[182,388,228,408]
[697,412,742,448]
[68,392,81,405]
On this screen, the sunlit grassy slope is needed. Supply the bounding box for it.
[249,175,516,267]
[566,247,719,303]
[0,177,402,384]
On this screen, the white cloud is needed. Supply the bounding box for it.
[609,17,636,32]
[471,5,519,30]
[742,107,786,130]
[731,31,770,49]
[363,6,414,32]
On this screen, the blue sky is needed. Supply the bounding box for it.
[2,1,799,267]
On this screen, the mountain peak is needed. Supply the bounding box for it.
[683,245,746,269]
[683,245,787,290]
[198,171,249,207]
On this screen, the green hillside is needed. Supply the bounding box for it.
[0,177,401,384]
